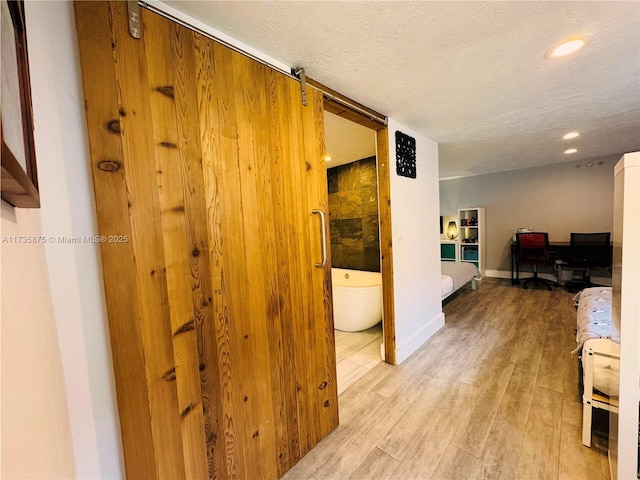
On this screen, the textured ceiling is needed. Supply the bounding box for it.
[164,1,640,178]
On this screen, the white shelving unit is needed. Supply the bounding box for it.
[609,152,640,480]
[458,207,485,277]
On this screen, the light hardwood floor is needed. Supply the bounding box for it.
[283,278,610,480]
[336,324,384,395]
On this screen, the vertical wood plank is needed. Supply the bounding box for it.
[194,36,248,480]
[229,49,279,479]
[269,70,309,460]
[301,86,339,438]
[73,3,158,477]
[266,69,304,470]
[177,27,229,480]
[237,60,292,477]
[376,129,396,365]
[289,78,321,454]
[106,4,186,478]
[142,12,210,479]
[215,45,264,480]
[277,74,319,456]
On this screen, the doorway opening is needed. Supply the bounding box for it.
[324,111,383,394]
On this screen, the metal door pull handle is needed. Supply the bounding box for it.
[312,209,327,267]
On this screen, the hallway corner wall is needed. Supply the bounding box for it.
[386,120,443,364]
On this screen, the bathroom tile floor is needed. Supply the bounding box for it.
[335,323,383,395]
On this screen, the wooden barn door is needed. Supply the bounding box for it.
[75,2,338,478]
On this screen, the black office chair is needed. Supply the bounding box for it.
[567,232,611,288]
[516,232,555,291]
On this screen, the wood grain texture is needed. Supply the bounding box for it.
[451,357,516,457]
[77,3,337,478]
[280,76,326,458]
[282,279,610,480]
[305,77,386,132]
[143,13,209,478]
[252,70,293,477]
[559,422,609,480]
[231,49,279,479]
[375,129,396,365]
[271,69,314,461]
[516,386,563,479]
[175,25,228,480]
[107,6,188,478]
[321,379,423,480]
[536,314,566,393]
[349,447,400,480]
[196,35,255,479]
[432,445,483,479]
[74,3,159,477]
[265,68,304,472]
[301,86,339,441]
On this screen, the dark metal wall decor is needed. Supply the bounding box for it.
[395,130,416,179]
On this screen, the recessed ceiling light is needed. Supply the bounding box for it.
[563,131,580,140]
[552,39,585,57]
[565,148,578,154]
[324,155,332,161]
[545,35,591,59]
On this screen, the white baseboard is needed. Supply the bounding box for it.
[393,312,445,365]
[485,269,511,279]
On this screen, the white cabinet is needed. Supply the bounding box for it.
[610,152,640,480]
[458,207,486,277]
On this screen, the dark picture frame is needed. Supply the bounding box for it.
[1,0,39,208]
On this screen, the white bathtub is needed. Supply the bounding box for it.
[331,268,383,332]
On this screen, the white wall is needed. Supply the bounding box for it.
[1,2,124,478]
[1,205,76,479]
[387,120,444,364]
[440,155,617,276]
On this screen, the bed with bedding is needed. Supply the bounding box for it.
[441,261,480,300]
[572,287,619,447]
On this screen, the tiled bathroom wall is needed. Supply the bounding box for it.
[327,156,380,272]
